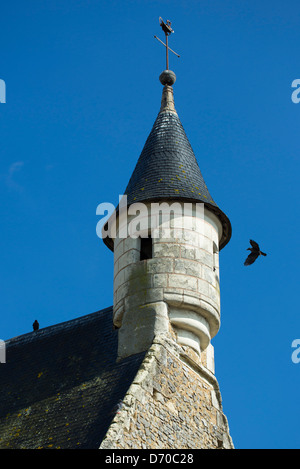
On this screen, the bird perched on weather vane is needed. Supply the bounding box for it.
[154,17,180,70]
[159,17,174,35]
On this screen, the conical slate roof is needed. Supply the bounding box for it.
[125,110,215,206]
[106,71,231,250]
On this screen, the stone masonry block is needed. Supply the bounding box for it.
[123,261,147,281]
[163,290,184,307]
[195,249,213,268]
[182,230,200,246]
[147,258,174,274]
[198,235,213,253]
[114,269,125,293]
[124,288,164,310]
[118,249,140,271]
[201,265,215,285]
[168,274,197,291]
[114,238,124,263]
[152,273,168,288]
[197,279,210,297]
[153,243,181,258]
[174,258,201,277]
[180,245,196,260]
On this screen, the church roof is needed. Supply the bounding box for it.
[0,307,145,449]
[104,72,231,251]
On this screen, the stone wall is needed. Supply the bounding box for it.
[100,335,233,449]
[113,205,221,330]
[112,204,223,360]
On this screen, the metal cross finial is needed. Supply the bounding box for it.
[154,17,180,70]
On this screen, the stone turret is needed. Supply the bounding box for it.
[103,69,231,374]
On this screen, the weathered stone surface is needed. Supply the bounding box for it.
[113,206,222,357]
[118,302,169,359]
[100,336,234,450]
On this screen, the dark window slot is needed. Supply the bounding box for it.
[140,236,152,260]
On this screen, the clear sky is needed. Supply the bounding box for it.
[1,0,300,449]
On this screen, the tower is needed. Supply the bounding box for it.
[103,69,231,369]
[99,22,234,449]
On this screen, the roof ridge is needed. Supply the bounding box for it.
[5,306,113,347]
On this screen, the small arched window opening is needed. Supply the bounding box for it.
[140,235,153,261]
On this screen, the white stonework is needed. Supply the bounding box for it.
[110,201,223,369]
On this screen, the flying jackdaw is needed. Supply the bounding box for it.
[244,240,267,266]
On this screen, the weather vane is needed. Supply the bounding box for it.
[154,17,180,70]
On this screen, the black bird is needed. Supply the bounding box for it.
[244,240,267,266]
[159,17,174,35]
[32,319,39,331]
[111,400,123,415]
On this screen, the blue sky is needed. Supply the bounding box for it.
[1,0,300,449]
